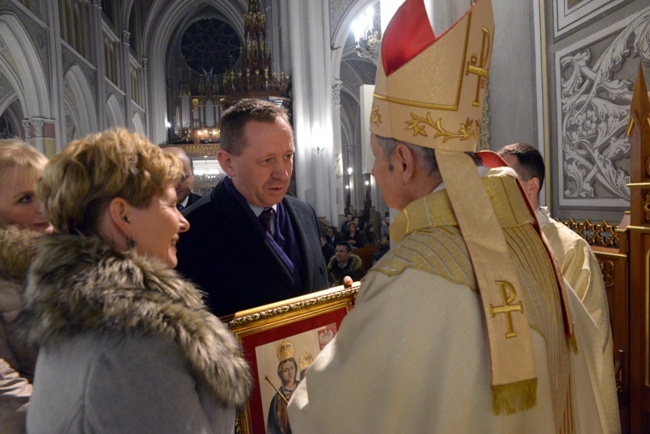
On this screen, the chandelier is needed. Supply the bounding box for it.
[352,6,380,59]
[221,0,290,108]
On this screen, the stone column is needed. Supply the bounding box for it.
[121,29,133,128]
[23,118,56,157]
[141,57,149,134]
[90,0,106,131]
[287,0,337,224]
[45,0,65,151]
[331,78,345,224]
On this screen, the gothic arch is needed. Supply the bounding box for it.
[64,64,98,137]
[143,0,247,144]
[330,0,378,84]
[106,93,125,127]
[328,1,379,213]
[64,100,81,143]
[0,81,18,116]
[121,0,135,26]
[0,13,51,120]
[132,112,145,135]
[0,99,23,139]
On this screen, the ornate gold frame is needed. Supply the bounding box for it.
[227,283,360,434]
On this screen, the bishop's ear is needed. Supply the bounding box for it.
[395,143,417,183]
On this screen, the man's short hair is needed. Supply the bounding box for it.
[164,146,194,173]
[336,241,352,252]
[375,135,439,176]
[497,143,545,188]
[219,99,291,156]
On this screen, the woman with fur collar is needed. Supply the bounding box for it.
[0,139,52,434]
[18,128,252,433]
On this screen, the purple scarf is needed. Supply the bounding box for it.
[224,177,303,286]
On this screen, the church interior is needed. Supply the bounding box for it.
[2,0,650,432]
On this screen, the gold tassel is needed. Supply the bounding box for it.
[492,378,538,415]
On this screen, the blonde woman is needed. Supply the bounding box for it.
[0,139,51,434]
[19,128,251,433]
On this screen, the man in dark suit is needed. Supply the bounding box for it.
[176,99,329,317]
[165,146,202,210]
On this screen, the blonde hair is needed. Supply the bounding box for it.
[38,128,183,235]
[0,138,48,183]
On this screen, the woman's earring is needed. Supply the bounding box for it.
[126,236,136,249]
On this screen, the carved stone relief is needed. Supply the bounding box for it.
[332,79,342,105]
[555,7,650,208]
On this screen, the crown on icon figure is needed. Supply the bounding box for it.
[370,0,494,152]
[298,352,314,372]
[276,339,296,362]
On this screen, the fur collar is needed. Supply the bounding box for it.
[0,225,39,282]
[18,233,252,407]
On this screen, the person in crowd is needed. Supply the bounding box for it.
[497,142,620,432]
[327,241,366,286]
[324,226,341,247]
[362,222,378,244]
[320,236,335,264]
[176,99,328,318]
[17,128,252,433]
[380,213,390,238]
[352,216,364,231]
[288,0,614,432]
[372,233,390,265]
[0,139,52,434]
[342,221,365,249]
[339,213,353,234]
[164,146,202,210]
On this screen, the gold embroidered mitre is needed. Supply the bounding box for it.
[370,0,493,152]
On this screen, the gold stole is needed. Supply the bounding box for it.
[385,169,573,431]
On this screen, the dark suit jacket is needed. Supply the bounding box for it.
[176,181,329,317]
[186,192,202,207]
[326,235,342,246]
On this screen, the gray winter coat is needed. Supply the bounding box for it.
[18,234,252,434]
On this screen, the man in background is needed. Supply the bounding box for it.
[373,233,390,265]
[327,241,365,286]
[498,142,620,432]
[164,146,202,210]
[176,99,328,318]
[339,212,353,234]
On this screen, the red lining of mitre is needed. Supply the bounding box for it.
[381,0,479,77]
[477,150,507,169]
